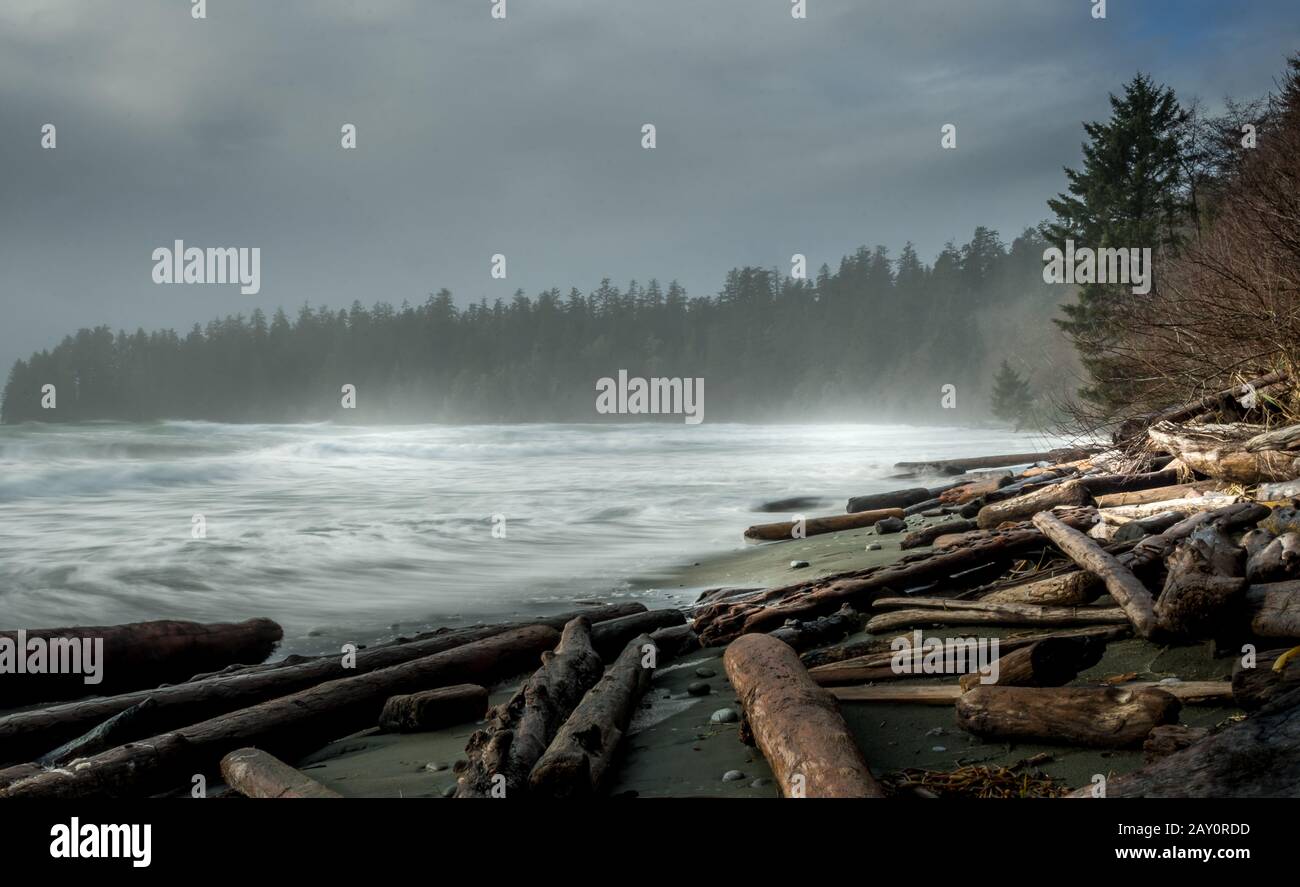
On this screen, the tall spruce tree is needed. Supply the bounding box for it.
[990,360,1033,430]
[1048,73,1188,412]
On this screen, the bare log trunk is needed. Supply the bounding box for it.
[956,685,1180,747]
[457,618,604,798]
[900,519,977,549]
[0,603,639,768]
[1154,525,1246,637]
[1095,481,1222,508]
[957,635,1106,691]
[590,609,685,661]
[528,634,655,798]
[976,479,1092,529]
[1032,511,1158,638]
[724,634,882,798]
[865,602,1128,634]
[744,508,904,542]
[0,618,283,706]
[1143,725,1209,762]
[981,571,1100,606]
[219,747,342,799]
[0,625,561,799]
[378,684,488,733]
[1232,647,1300,709]
[895,448,1092,474]
[1245,582,1300,637]
[845,488,932,514]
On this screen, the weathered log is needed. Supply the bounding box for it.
[744,508,904,542]
[0,603,640,768]
[1078,686,1300,797]
[647,624,700,659]
[1078,469,1182,498]
[1032,511,1158,638]
[696,512,1099,645]
[1154,525,1246,638]
[1257,478,1300,501]
[799,638,888,670]
[937,476,1012,506]
[901,497,943,516]
[1148,421,1300,483]
[768,604,863,651]
[723,634,882,798]
[845,488,932,514]
[0,625,561,799]
[36,698,163,768]
[900,519,977,549]
[895,448,1092,474]
[1232,647,1300,710]
[528,634,656,798]
[457,619,604,798]
[1246,531,1300,583]
[809,626,1126,685]
[831,681,1229,706]
[755,496,830,514]
[590,609,685,661]
[1245,582,1300,637]
[378,684,488,733]
[219,747,342,799]
[0,618,283,706]
[1142,725,1209,762]
[1097,495,1238,525]
[1111,510,1189,543]
[866,602,1128,634]
[1095,481,1221,508]
[956,685,1180,748]
[976,479,1092,529]
[981,570,1101,606]
[957,635,1106,691]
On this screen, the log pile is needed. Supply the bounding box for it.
[698,404,1300,796]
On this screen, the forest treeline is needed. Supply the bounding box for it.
[0,227,1066,424]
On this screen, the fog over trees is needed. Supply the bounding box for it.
[1,227,1069,425]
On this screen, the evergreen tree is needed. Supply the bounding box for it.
[990,360,1033,430]
[1047,73,1188,411]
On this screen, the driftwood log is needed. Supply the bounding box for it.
[1147,421,1299,483]
[528,634,656,798]
[831,681,1230,705]
[219,747,342,799]
[1154,525,1245,637]
[744,508,904,542]
[894,449,1091,474]
[1077,686,1300,797]
[845,488,932,514]
[1245,581,1300,637]
[865,601,1128,634]
[0,618,283,706]
[0,603,641,768]
[1032,511,1158,638]
[695,513,1097,645]
[0,625,561,799]
[1095,481,1221,508]
[975,479,1092,529]
[956,635,1106,691]
[590,609,685,660]
[378,684,488,732]
[956,685,1180,747]
[457,618,604,798]
[1142,725,1210,762]
[900,519,977,549]
[1232,647,1300,709]
[724,634,882,798]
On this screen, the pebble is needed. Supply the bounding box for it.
[750,777,773,789]
[931,746,947,752]
[722,770,746,782]
[424,761,449,772]
[866,543,882,551]
[926,727,945,737]
[710,708,739,724]
[790,560,810,569]
[687,681,711,697]
[694,667,716,678]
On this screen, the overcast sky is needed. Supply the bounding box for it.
[0,0,1295,375]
